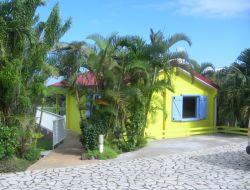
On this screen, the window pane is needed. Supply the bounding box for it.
[183,97,196,118]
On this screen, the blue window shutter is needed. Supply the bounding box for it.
[86,110,91,118]
[199,96,207,119]
[172,96,183,121]
[86,101,91,118]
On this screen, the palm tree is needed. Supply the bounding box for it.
[217,48,250,128]
[234,48,250,127]
[48,41,92,122]
[48,41,90,80]
[141,29,192,134]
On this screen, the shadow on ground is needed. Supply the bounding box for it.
[190,150,250,171]
[52,130,83,156]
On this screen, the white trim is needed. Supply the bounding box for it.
[180,94,200,97]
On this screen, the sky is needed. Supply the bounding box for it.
[38,0,250,70]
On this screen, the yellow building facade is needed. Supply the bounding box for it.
[59,69,218,138]
[146,69,218,139]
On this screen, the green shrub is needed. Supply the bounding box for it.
[37,137,53,150]
[84,145,118,160]
[0,124,19,159]
[16,125,32,157]
[24,147,41,161]
[80,120,107,151]
[118,106,147,152]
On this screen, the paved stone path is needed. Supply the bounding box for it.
[1,142,250,190]
[27,130,101,170]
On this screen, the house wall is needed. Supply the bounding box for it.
[145,70,217,139]
[66,94,85,133]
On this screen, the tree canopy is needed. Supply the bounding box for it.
[217,48,250,127]
[0,0,71,121]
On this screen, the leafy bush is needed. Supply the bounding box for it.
[118,106,147,152]
[16,125,32,157]
[84,145,118,160]
[0,124,19,159]
[80,120,107,151]
[24,147,41,161]
[80,121,99,151]
[15,118,42,158]
[37,137,53,151]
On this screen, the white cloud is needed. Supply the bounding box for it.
[133,0,250,19]
[177,0,250,18]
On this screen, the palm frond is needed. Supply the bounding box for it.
[189,59,200,73]
[127,60,149,76]
[87,33,107,51]
[166,33,192,49]
[200,62,215,73]
[145,79,173,94]
[168,51,189,61]
[123,87,144,103]
[237,48,250,66]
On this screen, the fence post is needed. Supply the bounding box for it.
[99,135,104,153]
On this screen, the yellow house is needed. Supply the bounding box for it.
[146,69,218,139]
[50,69,218,138]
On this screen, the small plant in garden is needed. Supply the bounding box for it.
[83,145,118,160]
[24,147,41,161]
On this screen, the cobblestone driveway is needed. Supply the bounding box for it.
[0,142,250,190]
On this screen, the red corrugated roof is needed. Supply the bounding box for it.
[49,72,96,88]
[75,72,96,86]
[192,71,219,89]
[50,70,219,90]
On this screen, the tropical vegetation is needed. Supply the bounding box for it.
[41,24,250,157]
[0,0,70,172]
[216,48,250,128]
[0,0,249,169]
[51,30,192,153]
[189,59,215,78]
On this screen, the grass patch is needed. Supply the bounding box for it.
[83,145,118,160]
[0,157,34,173]
[37,136,53,151]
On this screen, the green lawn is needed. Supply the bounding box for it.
[37,136,53,151]
[0,157,34,173]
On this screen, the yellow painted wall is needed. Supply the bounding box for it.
[145,69,217,139]
[66,94,85,133]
